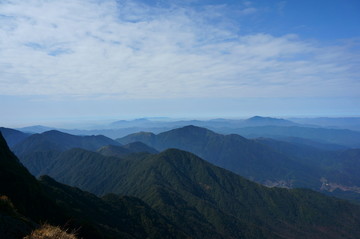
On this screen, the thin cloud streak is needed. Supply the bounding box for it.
[0,0,359,99]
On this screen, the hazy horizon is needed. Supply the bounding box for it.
[1,0,359,127]
[3,114,360,130]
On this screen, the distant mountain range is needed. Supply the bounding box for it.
[12,116,360,144]
[2,122,360,238]
[3,123,360,203]
[290,117,360,131]
[255,138,360,200]
[9,130,160,178]
[9,130,121,177]
[110,116,299,128]
[118,125,360,202]
[242,116,298,126]
[227,125,360,148]
[97,142,158,158]
[118,125,318,188]
[13,130,120,154]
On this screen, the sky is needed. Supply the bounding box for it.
[1,0,360,127]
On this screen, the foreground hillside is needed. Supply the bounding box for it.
[0,133,184,239]
[39,146,360,239]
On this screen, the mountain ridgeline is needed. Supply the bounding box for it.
[0,132,185,239]
[0,127,30,148]
[3,123,360,238]
[118,126,319,188]
[10,130,122,176]
[9,125,360,203]
[36,145,360,239]
[117,125,360,199]
[228,125,360,148]
[13,130,121,155]
[97,142,158,158]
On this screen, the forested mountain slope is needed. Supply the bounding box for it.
[40,146,360,239]
[0,133,184,239]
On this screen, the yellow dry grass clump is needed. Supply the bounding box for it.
[0,195,15,209]
[0,195,18,215]
[24,224,78,239]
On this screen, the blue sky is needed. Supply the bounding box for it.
[0,0,359,127]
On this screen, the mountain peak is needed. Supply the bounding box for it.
[0,127,30,148]
[181,124,204,129]
[247,116,282,121]
[244,116,296,126]
[17,125,55,134]
[123,141,158,154]
[0,132,12,157]
[176,125,214,134]
[159,148,198,158]
[42,129,71,136]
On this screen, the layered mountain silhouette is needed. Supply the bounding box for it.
[290,117,360,131]
[16,125,55,134]
[0,127,30,148]
[0,132,184,239]
[255,138,360,201]
[11,130,121,176]
[118,125,320,188]
[110,116,299,128]
[242,116,298,127]
[3,128,360,238]
[37,146,360,239]
[11,130,158,177]
[13,130,120,155]
[228,125,360,148]
[97,142,158,158]
[11,126,360,203]
[118,125,360,201]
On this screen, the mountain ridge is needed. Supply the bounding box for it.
[0,127,30,148]
[38,146,360,239]
[118,125,319,188]
[12,130,121,176]
[0,132,185,239]
[117,125,360,201]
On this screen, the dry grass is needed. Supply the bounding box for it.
[0,195,17,215]
[24,224,78,239]
[0,195,15,208]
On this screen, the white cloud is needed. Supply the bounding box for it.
[0,0,359,99]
